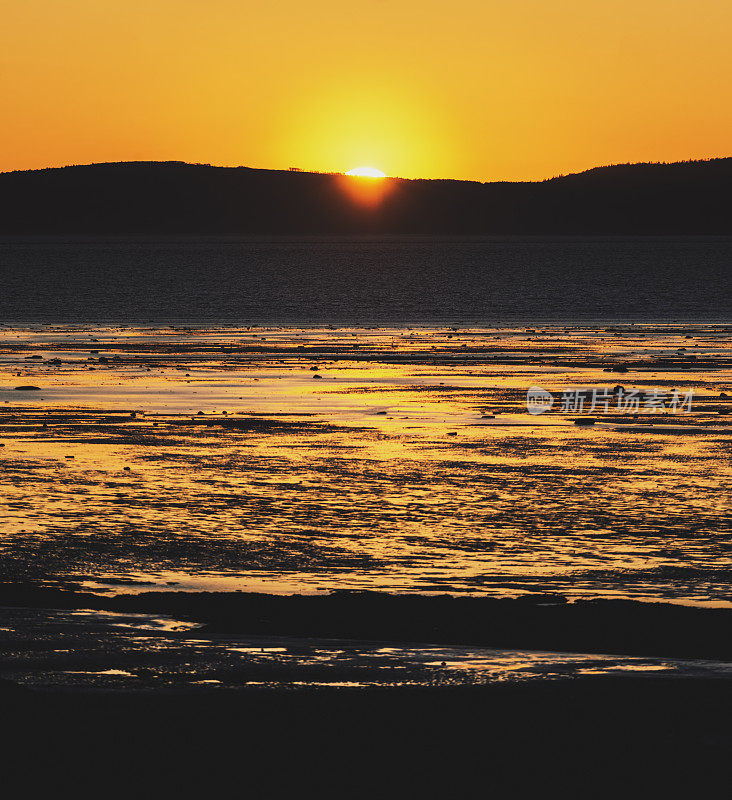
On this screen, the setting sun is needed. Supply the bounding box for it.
[345,167,387,178]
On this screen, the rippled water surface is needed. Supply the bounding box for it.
[0,236,729,324]
[1,323,730,604]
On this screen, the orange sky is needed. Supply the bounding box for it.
[2,0,731,181]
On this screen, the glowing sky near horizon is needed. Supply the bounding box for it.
[1,0,731,181]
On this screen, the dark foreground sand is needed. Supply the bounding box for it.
[2,678,731,796]
[2,590,732,794]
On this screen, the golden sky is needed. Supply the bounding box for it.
[2,0,731,181]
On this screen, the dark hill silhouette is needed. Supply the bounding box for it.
[0,158,730,234]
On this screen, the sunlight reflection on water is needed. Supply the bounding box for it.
[0,323,730,604]
[5,606,732,690]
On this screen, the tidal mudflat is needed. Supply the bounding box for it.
[1,323,730,603]
[0,323,730,685]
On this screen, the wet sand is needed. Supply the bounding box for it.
[4,589,732,691]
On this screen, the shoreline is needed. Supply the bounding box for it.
[4,585,732,663]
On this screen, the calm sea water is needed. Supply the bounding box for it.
[0,236,729,324]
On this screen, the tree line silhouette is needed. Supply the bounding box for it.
[0,158,729,234]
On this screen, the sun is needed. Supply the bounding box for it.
[345,166,387,178]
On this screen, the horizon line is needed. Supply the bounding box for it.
[1,155,731,186]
